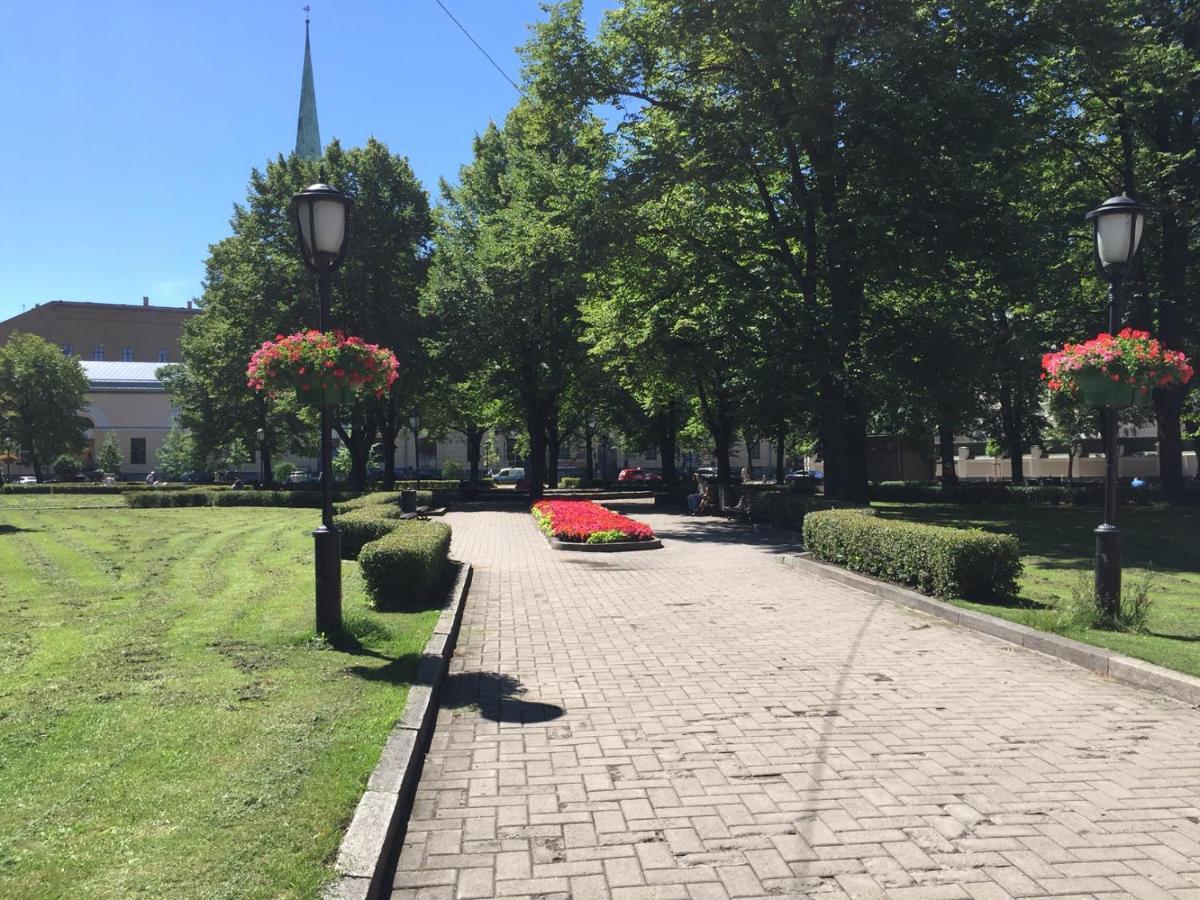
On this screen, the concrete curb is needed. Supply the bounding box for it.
[779,553,1200,708]
[324,561,473,900]
[548,537,663,552]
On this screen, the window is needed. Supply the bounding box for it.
[121,347,134,362]
[62,343,74,356]
[749,442,761,460]
[157,348,169,363]
[642,446,657,460]
[559,443,572,460]
[130,438,146,465]
[92,345,105,361]
[506,439,521,465]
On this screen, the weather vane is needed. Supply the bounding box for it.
[303,5,310,24]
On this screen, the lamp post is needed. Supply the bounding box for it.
[409,411,422,492]
[290,181,352,636]
[255,427,267,487]
[1084,194,1149,618]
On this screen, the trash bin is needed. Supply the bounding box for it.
[400,489,417,513]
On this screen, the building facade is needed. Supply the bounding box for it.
[0,299,198,364]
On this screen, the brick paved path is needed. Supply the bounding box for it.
[391,505,1200,900]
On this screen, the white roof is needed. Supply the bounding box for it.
[81,360,166,389]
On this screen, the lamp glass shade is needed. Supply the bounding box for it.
[256,428,266,441]
[1094,209,1144,266]
[409,415,420,432]
[297,195,348,258]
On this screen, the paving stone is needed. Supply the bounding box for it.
[380,507,1200,899]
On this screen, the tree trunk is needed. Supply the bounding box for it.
[527,405,547,502]
[775,426,786,483]
[938,422,958,486]
[336,403,376,493]
[380,424,398,490]
[656,406,678,484]
[466,424,483,483]
[1156,387,1187,500]
[1067,448,1075,483]
[714,415,733,487]
[998,389,1024,484]
[546,416,561,489]
[585,426,594,482]
[29,445,42,482]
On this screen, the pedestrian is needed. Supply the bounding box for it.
[145,470,157,485]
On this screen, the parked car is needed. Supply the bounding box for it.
[785,469,823,482]
[17,475,38,484]
[617,467,662,483]
[493,467,526,484]
[287,470,313,484]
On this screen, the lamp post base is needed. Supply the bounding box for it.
[1094,523,1121,620]
[313,525,342,635]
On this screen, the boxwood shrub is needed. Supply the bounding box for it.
[358,521,452,610]
[333,506,407,559]
[802,508,1021,601]
[334,489,432,514]
[123,489,358,509]
[124,491,212,508]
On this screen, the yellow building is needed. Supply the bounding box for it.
[79,362,176,475]
[0,298,197,364]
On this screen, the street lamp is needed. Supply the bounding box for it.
[255,427,267,487]
[1084,194,1149,617]
[409,410,422,492]
[290,181,352,636]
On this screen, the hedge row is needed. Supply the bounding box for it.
[2,482,233,495]
[358,522,452,610]
[334,489,433,514]
[868,480,1182,506]
[124,489,359,508]
[802,509,1021,601]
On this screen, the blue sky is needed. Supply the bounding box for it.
[0,0,610,321]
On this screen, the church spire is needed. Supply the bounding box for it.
[295,7,322,160]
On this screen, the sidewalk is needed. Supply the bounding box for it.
[391,505,1200,899]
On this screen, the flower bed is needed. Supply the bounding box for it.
[532,499,655,544]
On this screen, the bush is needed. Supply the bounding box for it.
[53,454,82,480]
[358,521,452,610]
[334,506,406,559]
[334,489,432,514]
[560,477,583,489]
[441,460,463,480]
[867,480,1174,507]
[124,491,211,508]
[802,509,1021,601]
[274,461,297,482]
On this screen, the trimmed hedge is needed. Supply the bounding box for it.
[868,480,1183,507]
[124,489,359,509]
[333,506,407,559]
[358,521,452,610]
[333,489,433,514]
[802,508,1021,601]
[2,482,230,495]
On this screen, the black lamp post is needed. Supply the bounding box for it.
[1084,194,1149,618]
[409,411,422,492]
[255,427,267,487]
[290,181,352,636]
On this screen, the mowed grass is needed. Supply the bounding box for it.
[0,494,125,509]
[0,506,441,899]
[874,502,1200,677]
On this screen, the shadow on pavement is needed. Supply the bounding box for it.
[441,670,564,724]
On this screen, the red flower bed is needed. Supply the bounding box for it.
[531,499,655,544]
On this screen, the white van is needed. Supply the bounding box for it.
[492,467,525,484]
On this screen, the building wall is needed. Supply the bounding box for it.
[0,300,198,363]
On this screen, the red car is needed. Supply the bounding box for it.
[617,467,662,483]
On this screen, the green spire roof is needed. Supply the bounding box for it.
[295,17,322,160]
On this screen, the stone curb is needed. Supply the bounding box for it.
[323,561,474,900]
[548,537,663,552]
[779,553,1200,708]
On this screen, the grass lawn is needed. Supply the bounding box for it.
[0,494,125,509]
[874,501,1200,677]
[0,506,441,899]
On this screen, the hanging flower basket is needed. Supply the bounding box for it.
[1042,329,1193,408]
[247,330,399,407]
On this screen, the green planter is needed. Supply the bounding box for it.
[298,385,355,407]
[1075,369,1150,408]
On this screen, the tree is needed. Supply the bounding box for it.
[155,424,204,480]
[173,138,432,490]
[0,332,90,482]
[97,434,124,477]
[424,11,612,500]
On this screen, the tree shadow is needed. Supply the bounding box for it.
[0,524,38,535]
[441,670,564,724]
[1146,630,1200,643]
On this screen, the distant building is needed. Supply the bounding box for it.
[0,298,198,364]
[79,361,175,475]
